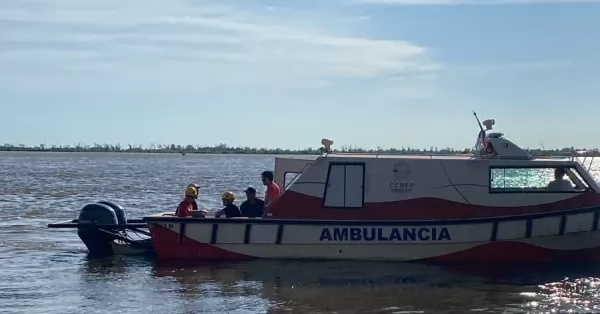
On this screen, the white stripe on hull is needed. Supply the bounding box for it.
[213,243,482,260]
[521,231,600,250]
[148,209,600,260]
[213,231,600,260]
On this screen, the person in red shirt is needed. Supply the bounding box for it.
[175,186,206,217]
[186,183,200,210]
[261,170,281,208]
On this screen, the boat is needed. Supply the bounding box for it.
[49,112,600,262]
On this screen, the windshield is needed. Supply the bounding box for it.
[490,166,592,193]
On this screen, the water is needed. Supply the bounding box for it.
[1,151,600,313]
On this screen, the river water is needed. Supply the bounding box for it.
[1,151,600,314]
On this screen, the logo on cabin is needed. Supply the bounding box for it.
[390,162,414,191]
[392,162,410,179]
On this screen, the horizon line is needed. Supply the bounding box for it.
[1,143,598,154]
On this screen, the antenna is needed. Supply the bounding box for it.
[472,111,485,135]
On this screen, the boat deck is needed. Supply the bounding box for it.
[146,212,261,220]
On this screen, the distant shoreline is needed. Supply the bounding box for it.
[1,144,598,157]
[0,149,315,155]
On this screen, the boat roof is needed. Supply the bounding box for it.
[283,117,587,166]
[324,153,571,161]
[320,153,576,163]
[275,154,578,168]
[323,153,473,160]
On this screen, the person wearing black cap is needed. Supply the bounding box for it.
[240,187,265,218]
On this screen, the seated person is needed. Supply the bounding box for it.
[176,186,207,217]
[547,168,574,191]
[215,191,241,218]
[187,183,200,210]
[240,187,265,218]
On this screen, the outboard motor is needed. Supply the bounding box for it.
[76,202,124,257]
[97,201,127,227]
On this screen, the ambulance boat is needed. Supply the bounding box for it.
[143,115,600,262]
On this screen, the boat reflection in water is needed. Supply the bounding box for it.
[152,260,600,313]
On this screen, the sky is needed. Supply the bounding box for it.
[1,0,599,150]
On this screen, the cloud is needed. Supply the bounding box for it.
[0,0,437,92]
[357,0,600,4]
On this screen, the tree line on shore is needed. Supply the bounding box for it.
[1,143,598,157]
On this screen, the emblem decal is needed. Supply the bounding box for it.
[392,162,410,179]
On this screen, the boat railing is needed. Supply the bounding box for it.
[531,155,572,159]
[322,152,476,159]
[569,149,598,173]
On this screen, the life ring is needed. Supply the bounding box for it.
[486,144,494,154]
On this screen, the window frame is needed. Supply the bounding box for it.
[322,161,366,209]
[488,165,593,194]
[283,171,301,190]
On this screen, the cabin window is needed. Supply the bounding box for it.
[283,172,301,190]
[489,166,591,193]
[323,162,365,208]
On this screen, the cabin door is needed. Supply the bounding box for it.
[324,163,365,208]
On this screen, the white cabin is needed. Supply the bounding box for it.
[271,118,599,218]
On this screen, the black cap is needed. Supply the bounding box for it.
[244,187,256,194]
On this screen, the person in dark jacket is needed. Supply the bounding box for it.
[215,191,241,218]
[240,187,265,218]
